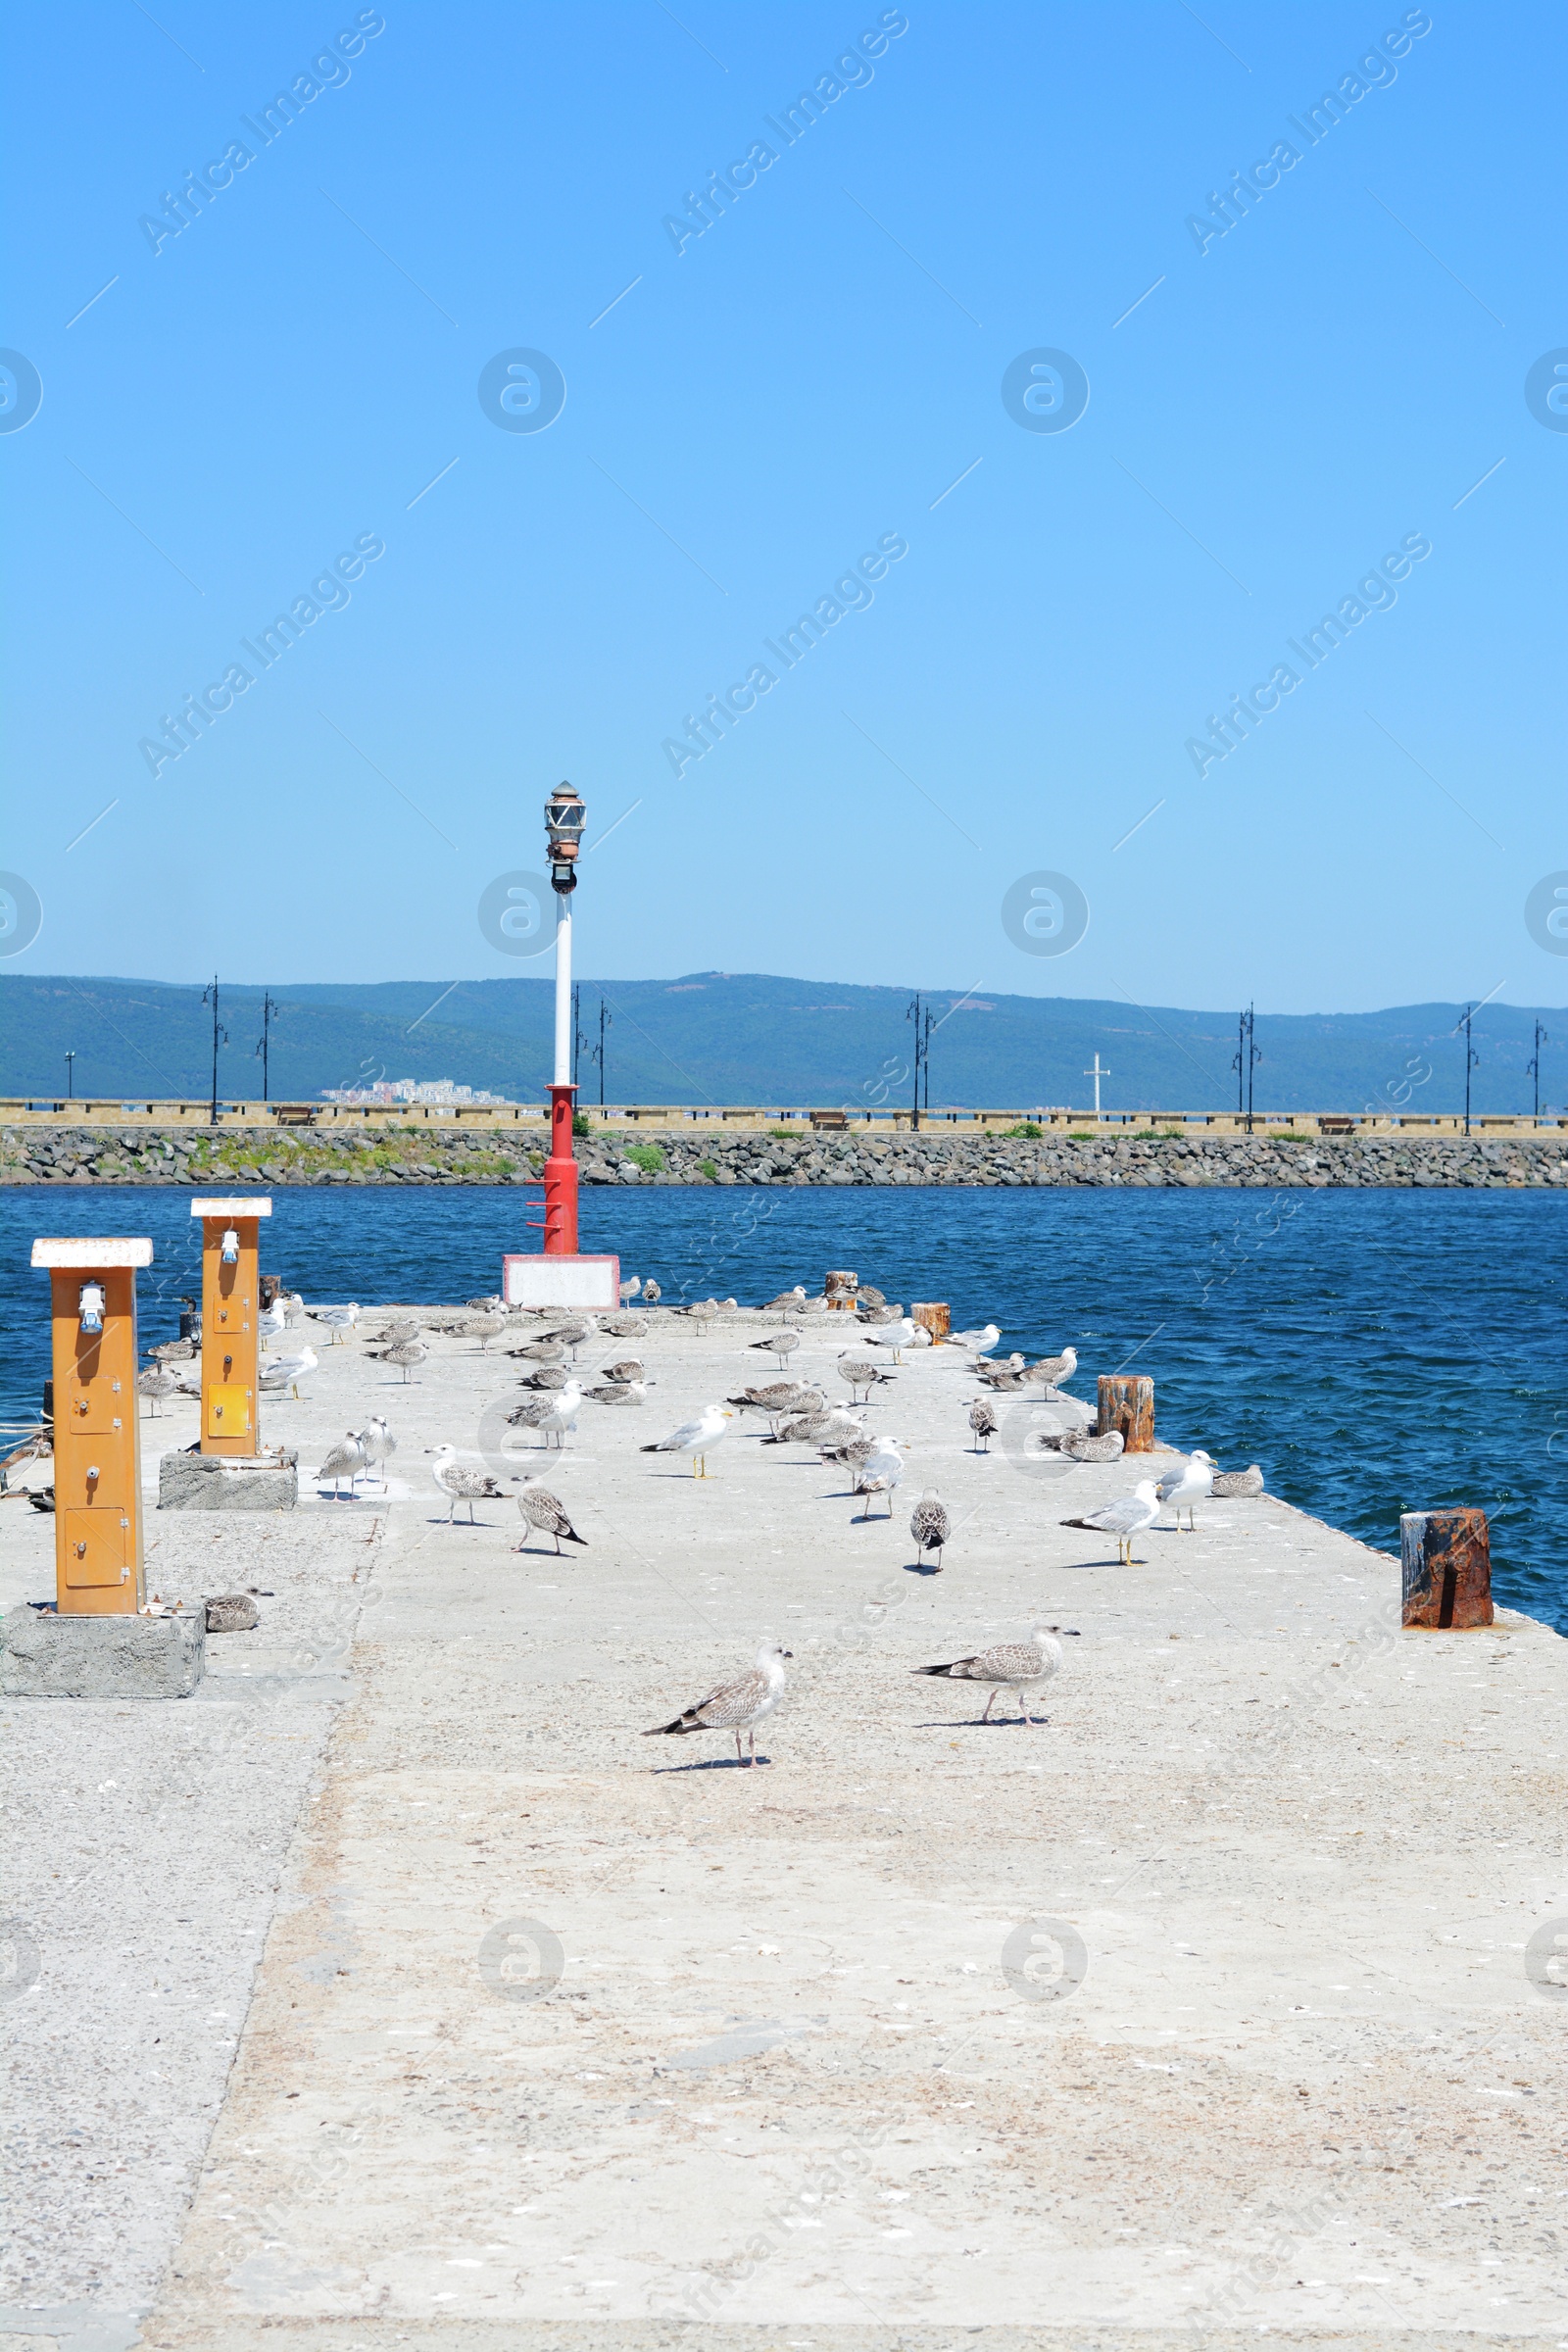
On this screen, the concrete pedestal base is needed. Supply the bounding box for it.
[2,1604,205,1698]
[158,1447,298,1512]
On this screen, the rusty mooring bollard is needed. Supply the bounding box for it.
[910,1300,951,1342]
[825,1269,858,1311]
[1400,1509,1494,1629]
[1097,1374,1154,1452]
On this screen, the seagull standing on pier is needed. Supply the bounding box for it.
[967,1398,998,1452]
[312,1302,361,1346]
[913,1626,1079,1726]
[1157,1448,1215,1530]
[910,1491,951,1570]
[641,1403,733,1477]
[507,1380,584,1448]
[355,1415,396,1489]
[426,1443,507,1524]
[259,1345,318,1398]
[1061,1480,1161,1565]
[515,1480,588,1554]
[315,1432,368,1499]
[372,1339,427,1382]
[642,1643,792,1766]
[855,1436,906,1518]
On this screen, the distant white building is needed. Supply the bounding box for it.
[318,1077,511,1105]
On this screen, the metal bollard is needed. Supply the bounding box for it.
[1400,1508,1493,1629]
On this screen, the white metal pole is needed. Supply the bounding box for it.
[553,894,572,1086]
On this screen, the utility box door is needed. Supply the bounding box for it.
[206,1383,252,1440]
[62,1506,133,1589]
[61,1366,126,1435]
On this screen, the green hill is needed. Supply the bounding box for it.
[2,972,1561,1117]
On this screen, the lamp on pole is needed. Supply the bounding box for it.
[255,991,279,1103]
[64,1050,76,1101]
[1232,1004,1260,1133]
[202,975,227,1128]
[543,783,586,1254]
[1455,1003,1480,1137]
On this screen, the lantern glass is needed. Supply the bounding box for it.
[544,785,586,851]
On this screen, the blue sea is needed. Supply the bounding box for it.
[6,1184,1565,1634]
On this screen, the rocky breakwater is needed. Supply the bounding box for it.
[5,1120,1568,1189]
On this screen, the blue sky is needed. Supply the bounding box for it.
[2,0,1563,1013]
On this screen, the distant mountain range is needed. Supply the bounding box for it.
[3,972,1561,1116]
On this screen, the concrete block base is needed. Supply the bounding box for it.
[2,1604,205,1698]
[159,1447,298,1512]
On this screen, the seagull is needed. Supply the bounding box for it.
[466,1295,505,1312]
[913,1626,1080,1725]
[857,1286,888,1308]
[641,1279,662,1305]
[1211,1463,1265,1497]
[515,1479,588,1555]
[258,1345,318,1399]
[1060,1480,1161,1565]
[315,1431,368,1499]
[1157,1447,1215,1531]
[751,1328,801,1369]
[641,1403,733,1477]
[763,1286,808,1316]
[975,1352,1027,1386]
[257,1296,288,1343]
[599,1356,646,1383]
[371,1339,427,1383]
[146,1334,199,1364]
[946,1322,1001,1354]
[1059,1427,1124,1463]
[910,1490,951,1570]
[584,1378,651,1405]
[312,1302,361,1346]
[820,1430,879,1473]
[136,1366,180,1417]
[728,1382,820,1435]
[549,1318,595,1360]
[856,1319,922,1362]
[355,1415,396,1489]
[509,1338,565,1365]
[855,1437,906,1519]
[601,1315,648,1339]
[506,1380,584,1448]
[515,1365,570,1391]
[967,1398,999,1452]
[837,1354,895,1402]
[451,1310,508,1350]
[642,1643,792,1766]
[426,1443,507,1524]
[367,1316,420,1348]
[776,1400,859,1446]
[1030,1345,1078,1397]
[618,1276,643,1306]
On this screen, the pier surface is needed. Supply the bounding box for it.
[3,1307,1564,2351]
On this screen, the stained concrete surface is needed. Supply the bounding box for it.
[3,1310,1565,2349]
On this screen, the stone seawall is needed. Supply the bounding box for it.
[6,1121,1568,1189]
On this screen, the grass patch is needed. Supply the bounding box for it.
[624,1143,666,1174]
[699,1158,718,1180]
[769,1128,798,1140]
[1003,1121,1043,1140]
[1067,1132,1098,1142]
[572,1110,592,1138]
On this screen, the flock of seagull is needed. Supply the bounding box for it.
[139,1271,1263,1759]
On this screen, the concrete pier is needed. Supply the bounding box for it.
[2,1306,1564,2349]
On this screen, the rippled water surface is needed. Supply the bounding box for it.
[5,1184,1564,1632]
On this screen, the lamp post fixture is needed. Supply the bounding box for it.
[543,783,587,1255]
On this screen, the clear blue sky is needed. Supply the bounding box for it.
[2,0,1563,1013]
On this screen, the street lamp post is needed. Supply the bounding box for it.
[543,783,586,1254]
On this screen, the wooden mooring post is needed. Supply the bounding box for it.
[1400,1508,1494,1629]
[1097,1374,1154,1452]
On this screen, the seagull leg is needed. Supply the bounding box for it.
[980,1690,997,1722]
[734,1729,744,1765]
[749,1728,758,1767]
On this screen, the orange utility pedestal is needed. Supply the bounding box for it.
[192,1197,270,1456]
[31,1236,153,1616]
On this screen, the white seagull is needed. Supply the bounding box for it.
[257,1296,288,1343]
[946,1322,1001,1354]
[856,1318,924,1362]
[855,1436,906,1519]
[354,1415,396,1490]
[641,1403,733,1477]
[312,1302,361,1346]
[1061,1479,1161,1565]
[258,1345,318,1398]
[1157,1447,1215,1531]
[642,1643,792,1766]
